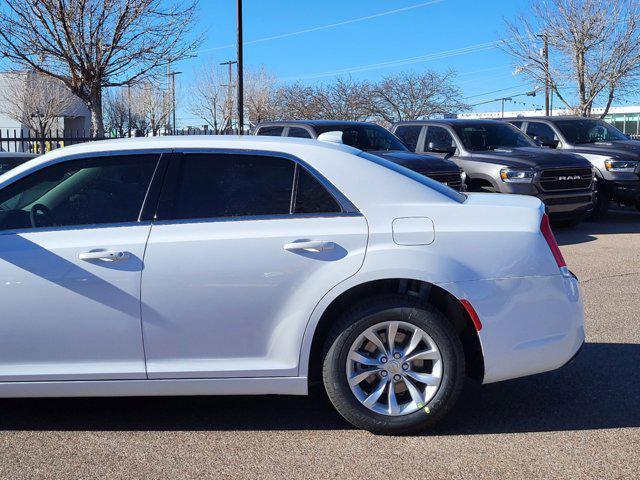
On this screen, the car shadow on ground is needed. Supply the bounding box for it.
[555,207,640,246]
[0,342,638,435]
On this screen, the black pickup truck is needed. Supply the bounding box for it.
[254,120,466,191]
[506,116,640,217]
[391,119,594,224]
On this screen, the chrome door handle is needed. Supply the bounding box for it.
[283,240,334,253]
[79,250,130,262]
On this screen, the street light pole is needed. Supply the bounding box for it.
[127,84,132,137]
[168,71,182,134]
[236,0,244,134]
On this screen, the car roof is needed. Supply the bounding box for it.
[0,152,37,158]
[502,116,590,122]
[1,135,363,174]
[393,119,511,127]
[257,120,378,129]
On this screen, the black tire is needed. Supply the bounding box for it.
[322,295,465,435]
[589,188,610,220]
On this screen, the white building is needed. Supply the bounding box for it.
[0,71,91,152]
[458,105,640,137]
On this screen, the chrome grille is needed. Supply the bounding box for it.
[419,171,463,191]
[539,167,593,191]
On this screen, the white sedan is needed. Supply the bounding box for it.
[0,135,584,434]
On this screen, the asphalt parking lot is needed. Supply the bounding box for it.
[0,208,638,479]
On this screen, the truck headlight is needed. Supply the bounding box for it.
[604,159,638,172]
[500,168,535,183]
[460,170,467,184]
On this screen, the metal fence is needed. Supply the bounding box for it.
[0,129,112,154]
[0,127,219,154]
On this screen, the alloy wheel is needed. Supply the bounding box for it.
[345,320,443,416]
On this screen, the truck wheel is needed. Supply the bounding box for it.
[590,189,610,220]
[322,295,465,435]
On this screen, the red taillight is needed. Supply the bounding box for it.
[540,213,566,269]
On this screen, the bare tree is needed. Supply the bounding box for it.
[370,70,468,124]
[132,81,170,136]
[189,65,231,134]
[103,88,130,137]
[0,71,75,152]
[0,0,199,136]
[274,83,318,120]
[504,0,640,117]
[244,67,279,128]
[312,77,373,121]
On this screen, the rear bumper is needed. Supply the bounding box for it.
[439,274,585,384]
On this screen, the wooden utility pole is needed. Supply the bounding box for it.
[537,33,550,116]
[237,0,244,134]
[220,60,237,133]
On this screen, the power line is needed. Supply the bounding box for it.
[457,65,512,78]
[464,84,527,100]
[281,41,501,81]
[196,0,446,54]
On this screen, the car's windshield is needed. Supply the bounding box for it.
[314,124,408,152]
[554,119,628,144]
[453,123,537,151]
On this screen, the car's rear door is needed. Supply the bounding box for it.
[0,152,164,381]
[140,150,368,379]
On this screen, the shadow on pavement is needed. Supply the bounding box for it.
[555,207,640,246]
[0,342,638,435]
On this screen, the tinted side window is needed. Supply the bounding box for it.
[159,154,295,220]
[294,166,341,214]
[394,125,422,151]
[425,126,455,151]
[256,126,284,136]
[526,122,557,140]
[509,121,523,129]
[0,155,158,231]
[288,127,313,139]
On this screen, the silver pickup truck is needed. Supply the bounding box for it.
[506,116,640,218]
[391,119,594,224]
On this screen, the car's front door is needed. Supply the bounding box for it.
[0,153,162,381]
[140,151,368,379]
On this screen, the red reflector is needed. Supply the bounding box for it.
[460,299,482,331]
[540,213,567,269]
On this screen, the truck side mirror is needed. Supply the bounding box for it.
[427,141,456,154]
[533,136,559,149]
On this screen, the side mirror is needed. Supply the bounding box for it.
[317,131,343,144]
[427,141,456,154]
[533,136,559,149]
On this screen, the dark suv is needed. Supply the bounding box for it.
[507,116,640,216]
[0,152,37,175]
[254,121,465,190]
[391,119,594,223]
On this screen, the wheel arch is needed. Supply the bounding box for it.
[303,278,485,387]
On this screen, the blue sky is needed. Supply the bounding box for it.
[177,0,542,125]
